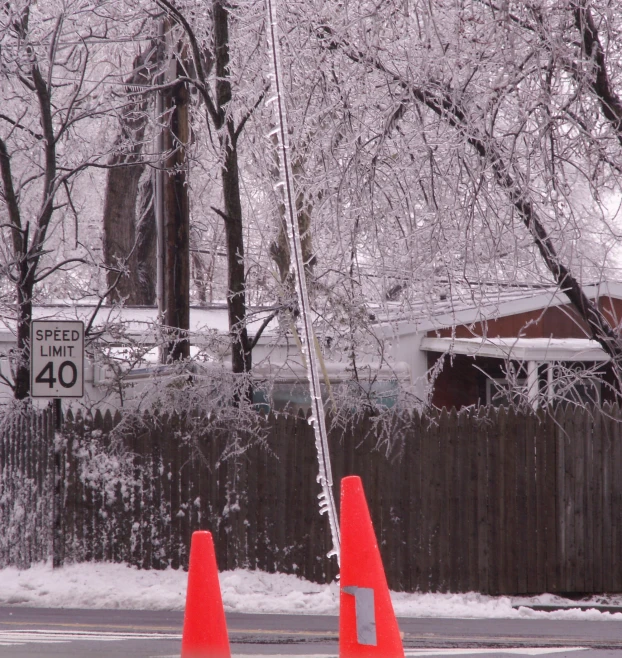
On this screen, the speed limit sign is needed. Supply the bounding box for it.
[31,320,84,398]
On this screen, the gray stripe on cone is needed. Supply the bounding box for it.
[342,586,377,646]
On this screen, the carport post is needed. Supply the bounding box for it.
[527,360,539,410]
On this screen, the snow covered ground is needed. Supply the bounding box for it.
[1,562,622,622]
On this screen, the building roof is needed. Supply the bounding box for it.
[0,304,281,344]
[376,281,622,336]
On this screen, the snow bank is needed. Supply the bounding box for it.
[1,562,622,622]
[391,590,622,621]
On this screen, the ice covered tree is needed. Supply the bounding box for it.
[289,0,622,373]
[0,0,152,398]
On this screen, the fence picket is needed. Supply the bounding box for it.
[476,407,490,594]
[448,407,461,593]
[141,413,155,570]
[572,406,585,593]
[586,413,605,591]
[407,411,422,593]
[612,407,622,592]
[515,407,529,595]
[530,410,544,594]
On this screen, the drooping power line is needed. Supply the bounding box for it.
[265,0,341,564]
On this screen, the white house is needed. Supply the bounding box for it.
[0,303,409,411]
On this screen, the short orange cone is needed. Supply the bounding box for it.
[181,531,231,658]
[339,476,404,658]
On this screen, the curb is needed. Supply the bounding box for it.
[512,604,622,614]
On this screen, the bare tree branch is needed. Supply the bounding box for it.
[33,258,87,283]
[572,1,622,145]
[0,113,43,140]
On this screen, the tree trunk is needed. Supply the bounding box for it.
[213,0,252,379]
[135,170,158,306]
[102,163,142,303]
[191,251,209,304]
[14,280,33,400]
[102,48,156,305]
[221,136,251,374]
[2,48,58,399]
[161,59,190,362]
[269,142,316,287]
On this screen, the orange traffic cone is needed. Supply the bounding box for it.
[339,476,405,658]
[181,531,231,658]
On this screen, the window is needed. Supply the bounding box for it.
[486,377,528,407]
[486,363,602,407]
[546,363,601,406]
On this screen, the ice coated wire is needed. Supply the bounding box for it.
[265,0,341,564]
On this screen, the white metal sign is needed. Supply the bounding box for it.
[31,321,84,398]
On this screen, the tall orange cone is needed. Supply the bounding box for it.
[339,476,404,658]
[181,531,231,658]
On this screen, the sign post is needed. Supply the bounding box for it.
[31,321,85,567]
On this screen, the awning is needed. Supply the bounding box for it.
[420,336,610,362]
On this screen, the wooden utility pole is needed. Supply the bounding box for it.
[159,33,190,362]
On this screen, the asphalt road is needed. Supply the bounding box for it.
[1,607,622,657]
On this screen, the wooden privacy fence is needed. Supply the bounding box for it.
[0,410,54,568]
[1,404,622,595]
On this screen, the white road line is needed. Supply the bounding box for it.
[404,649,588,656]
[232,651,588,658]
[0,632,589,658]
[0,629,181,646]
